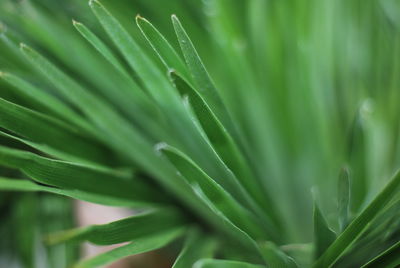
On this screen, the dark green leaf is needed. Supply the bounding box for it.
[361,240,400,268]
[313,202,336,258]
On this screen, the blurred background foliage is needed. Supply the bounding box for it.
[0,0,400,267]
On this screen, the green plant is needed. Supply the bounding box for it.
[0,0,400,267]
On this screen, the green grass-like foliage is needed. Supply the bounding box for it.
[0,0,400,267]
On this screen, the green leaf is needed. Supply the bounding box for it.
[0,130,99,165]
[72,19,160,126]
[14,194,37,268]
[73,227,185,268]
[338,167,351,232]
[313,170,400,268]
[0,177,149,207]
[168,71,280,229]
[0,97,109,164]
[158,143,271,240]
[193,259,265,268]
[0,72,90,132]
[89,0,176,103]
[313,202,336,258]
[19,43,140,143]
[136,15,190,79]
[189,183,264,263]
[173,228,217,268]
[171,15,235,135]
[88,4,266,240]
[361,240,400,268]
[47,208,186,245]
[18,42,207,222]
[258,241,298,268]
[347,105,368,212]
[72,20,127,76]
[0,146,162,204]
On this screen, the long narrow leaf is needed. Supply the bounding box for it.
[0,72,91,132]
[313,202,336,258]
[72,20,127,76]
[158,143,272,240]
[47,208,185,245]
[169,71,281,229]
[313,170,400,267]
[0,177,150,207]
[171,15,235,135]
[0,146,161,203]
[73,227,185,268]
[136,15,189,79]
[173,228,217,268]
[361,240,400,268]
[0,97,109,164]
[338,167,351,231]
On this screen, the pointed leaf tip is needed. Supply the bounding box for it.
[19,43,27,49]
[88,0,100,7]
[135,14,145,21]
[154,142,168,152]
[72,19,81,26]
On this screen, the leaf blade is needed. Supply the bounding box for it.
[73,227,185,268]
[313,171,400,267]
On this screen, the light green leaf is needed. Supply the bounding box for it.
[72,20,127,76]
[173,228,217,268]
[194,259,265,268]
[338,167,351,232]
[313,170,400,268]
[136,15,190,79]
[73,227,185,268]
[47,208,186,245]
[347,106,368,212]
[171,15,235,135]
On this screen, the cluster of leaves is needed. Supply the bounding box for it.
[0,0,400,267]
